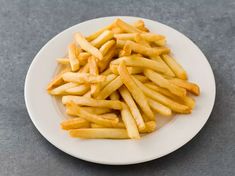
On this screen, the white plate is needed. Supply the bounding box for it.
[24,16,216,165]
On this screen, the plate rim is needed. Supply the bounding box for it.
[24,16,216,165]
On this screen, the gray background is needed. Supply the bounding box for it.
[0,0,234,175]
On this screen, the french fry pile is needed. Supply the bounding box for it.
[47,19,200,139]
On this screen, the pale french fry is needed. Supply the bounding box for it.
[78,52,90,66]
[139,121,156,133]
[115,18,143,33]
[68,43,80,71]
[96,76,123,100]
[109,91,120,100]
[66,106,111,116]
[118,61,154,120]
[110,64,143,75]
[98,46,116,72]
[47,66,71,90]
[148,98,172,116]
[144,69,186,97]
[133,75,149,83]
[99,74,117,89]
[132,77,191,113]
[86,22,115,41]
[121,104,140,139]
[90,30,114,48]
[124,40,170,57]
[62,72,105,84]
[57,58,69,65]
[66,102,118,127]
[111,27,124,34]
[145,82,195,109]
[75,32,103,60]
[119,86,145,130]
[62,96,123,110]
[162,54,187,80]
[69,128,129,139]
[61,118,90,130]
[150,56,175,77]
[99,40,116,56]
[167,78,200,96]
[65,84,90,95]
[98,113,119,123]
[78,63,90,73]
[111,55,174,76]
[83,90,92,97]
[49,82,78,95]
[154,39,166,46]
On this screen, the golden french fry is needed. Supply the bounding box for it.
[91,122,125,129]
[90,30,113,48]
[57,58,69,65]
[98,113,119,123]
[69,128,129,139]
[124,40,170,57]
[68,43,80,71]
[114,33,137,41]
[111,55,174,77]
[75,32,103,60]
[167,78,200,96]
[66,105,111,116]
[154,39,166,46]
[119,86,145,130]
[62,96,123,110]
[115,18,143,33]
[132,77,191,113]
[47,66,71,90]
[119,43,132,57]
[135,33,151,47]
[78,63,90,73]
[99,74,117,89]
[116,39,126,48]
[96,76,123,100]
[133,75,149,83]
[49,82,78,95]
[101,68,112,75]
[78,52,90,66]
[98,45,116,72]
[133,20,149,32]
[145,82,195,109]
[148,98,172,116]
[121,104,140,139]
[110,64,143,75]
[118,61,154,120]
[61,118,90,130]
[66,102,118,127]
[99,40,116,56]
[62,72,105,84]
[139,121,156,133]
[109,91,120,100]
[162,54,188,80]
[111,27,124,34]
[144,69,186,97]
[65,84,90,95]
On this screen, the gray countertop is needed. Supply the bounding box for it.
[0,0,235,175]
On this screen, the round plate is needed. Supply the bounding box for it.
[24,16,216,165]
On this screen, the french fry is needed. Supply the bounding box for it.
[66,105,111,116]
[162,54,187,80]
[118,61,154,120]
[90,30,114,48]
[69,128,129,139]
[133,75,149,83]
[145,82,195,109]
[62,96,123,110]
[114,33,137,41]
[119,86,145,130]
[99,40,116,56]
[68,43,80,71]
[78,63,90,73]
[144,69,186,97]
[139,121,156,133]
[133,20,149,32]
[109,91,120,100]
[61,118,90,130]
[110,64,143,75]
[119,43,132,56]
[148,98,172,116]
[96,76,123,100]
[65,84,90,95]
[101,68,112,75]
[132,77,191,113]
[111,55,174,76]
[66,102,118,127]
[49,82,78,95]
[98,113,119,123]
[111,27,124,34]
[62,72,105,84]
[135,33,151,47]
[116,39,126,48]
[115,18,143,33]
[78,52,90,66]
[47,66,71,90]
[57,58,69,65]
[75,32,103,60]
[98,45,116,72]
[91,122,125,129]
[121,104,140,139]
[167,78,200,96]
[154,39,166,46]
[124,40,170,57]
